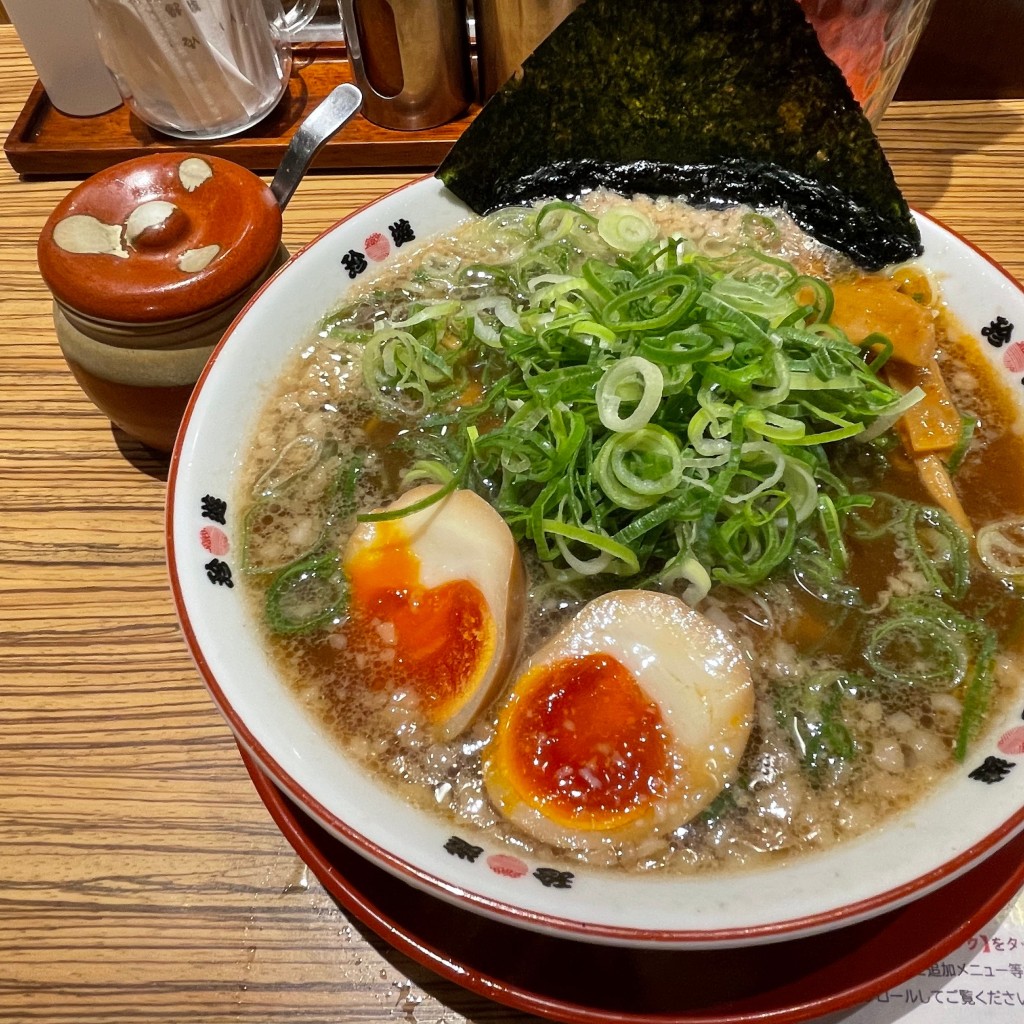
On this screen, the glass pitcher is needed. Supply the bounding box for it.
[88,0,331,140]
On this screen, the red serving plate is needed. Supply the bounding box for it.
[240,745,1024,1024]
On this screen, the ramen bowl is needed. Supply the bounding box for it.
[168,176,1024,949]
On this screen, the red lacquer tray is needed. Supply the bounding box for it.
[4,44,478,178]
[240,744,1024,1024]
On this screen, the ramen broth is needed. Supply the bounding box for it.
[238,194,1024,872]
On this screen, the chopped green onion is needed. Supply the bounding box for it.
[595,356,664,432]
[903,503,971,600]
[955,626,998,761]
[358,466,461,524]
[857,385,925,443]
[946,414,978,475]
[593,425,684,509]
[536,200,599,243]
[542,518,641,575]
[660,552,712,605]
[325,199,928,591]
[774,672,861,783]
[597,205,659,253]
[864,615,970,690]
[253,434,323,498]
[977,517,1024,581]
[862,595,999,761]
[265,554,347,634]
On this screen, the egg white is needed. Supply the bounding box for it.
[343,485,525,739]
[484,589,755,852]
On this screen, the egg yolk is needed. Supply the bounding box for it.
[346,521,496,724]
[495,653,672,830]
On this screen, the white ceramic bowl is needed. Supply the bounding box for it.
[168,175,1024,949]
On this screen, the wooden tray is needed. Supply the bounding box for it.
[4,44,479,178]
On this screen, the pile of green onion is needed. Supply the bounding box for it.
[254,196,1012,770]
[327,200,922,600]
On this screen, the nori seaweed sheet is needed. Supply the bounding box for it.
[437,0,921,270]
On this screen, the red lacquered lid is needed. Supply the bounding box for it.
[38,153,282,323]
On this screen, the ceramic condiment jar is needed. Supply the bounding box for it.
[38,152,286,453]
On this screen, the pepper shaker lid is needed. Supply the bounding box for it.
[38,153,282,323]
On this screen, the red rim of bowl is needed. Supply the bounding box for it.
[241,743,1024,1024]
[167,179,1024,947]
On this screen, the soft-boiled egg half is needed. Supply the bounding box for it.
[484,590,754,851]
[343,485,525,739]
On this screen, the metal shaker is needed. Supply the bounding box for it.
[339,0,472,130]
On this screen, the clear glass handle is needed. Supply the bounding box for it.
[278,0,331,38]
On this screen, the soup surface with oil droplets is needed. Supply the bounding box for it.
[238,192,1024,873]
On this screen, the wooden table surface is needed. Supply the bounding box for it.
[3,23,1024,1024]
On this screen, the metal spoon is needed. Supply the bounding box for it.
[270,83,363,210]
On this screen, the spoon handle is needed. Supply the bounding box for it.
[271,84,363,210]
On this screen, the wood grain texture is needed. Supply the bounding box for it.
[1,22,1023,1024]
